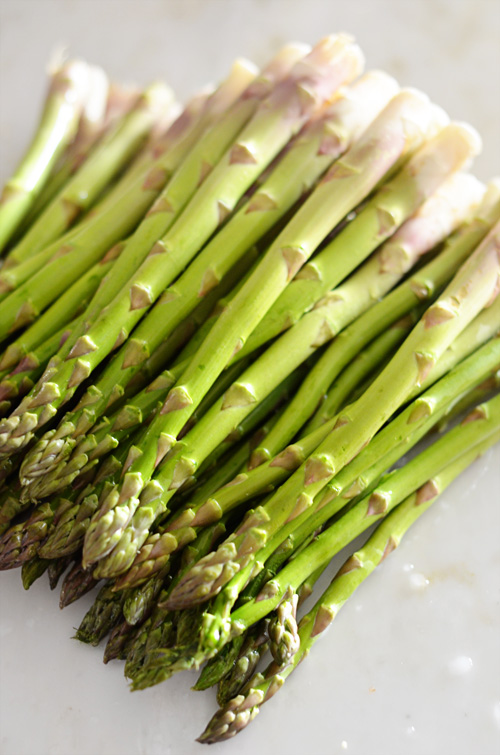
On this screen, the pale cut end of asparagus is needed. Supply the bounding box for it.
[81,65,110,127]
[259,42,312,81]
[477,177,500,220]
[379,172,486,273]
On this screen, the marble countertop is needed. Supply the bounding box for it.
[0,2,499,754]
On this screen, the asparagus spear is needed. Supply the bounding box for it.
[0,66,244,333]
[7,81,174,262]
[215,623,269,706]
[197,436,495,743]
[47,555,73,589]
[103,620,138,664]
[191,394,500,665]
[21,555,50,590]
[59,560,98,608]
[77,86,433,569]
[16,77,146,234]
[21,71,397,494]
[110,383,300,589]
[0,60,90,253]
[75,583,125,645]
[0,251,119,375]
[0,499,60,569]
[18,240,263,496]
[92,168,482,578]
[303,319,414,433]
[166,224,500,610]
[0,35,362,463]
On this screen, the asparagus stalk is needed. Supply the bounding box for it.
[47,555,73,590]
[110,381,301,589]
[0,324,73,415]
[197,437,494,743]
[0,66,243,333]
[103,620,138,664]
[21,555,50,589]
[0,60,90,253]
[22,71,397,493]
[166,225,500,610]
[304,320,414,433]
[0,499,60,569]
[122,564,172,626]
[216,623,270,705]
[120,308,500,595]
[18,240,263,497]
[77,86,433,571]
[93,167,482,578]
[7,81,174,262]
[15,77,143,234]
[75,583,125,645]
[0,240,124,374]
[0,35,362,463]
[195,394,500,662]
[59,560,98,608]
[37,432,142,560]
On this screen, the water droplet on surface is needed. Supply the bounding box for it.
[407,725,416,736]
[340,741,348,750]
[448,655,473,676]
[409,572,429,590]
[403,563,414,572]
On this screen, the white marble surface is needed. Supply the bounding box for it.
[1,1,500,754]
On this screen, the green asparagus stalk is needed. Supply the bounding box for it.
[59,560,98,608]
[94,164,482,579]
[122,564,171,626]
[0,498,60,569]
[7,82,174,262]
[0,481,27,535]
[216,623,269,705]
[16,78,149,234]
[119,301,500,595]
[78,85,434,572]
[267,586,300,665]
[75,583,125,645]
[194,395,500,662]
[167,225,500,610]
[197,438,494,743]
[304,319,414,433]
[0,66,243,333]
[436,371,500,430]
[0,60,90,253]
[21,555,50,589]
[0,35,361,464]
[103,620,138,664]
[18,243,263,498]
[21,70,396,495]
[0,248,121,374]
[47,555,73,589]
[0,325,72,416]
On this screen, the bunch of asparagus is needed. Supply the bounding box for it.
[0,34,499,745]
